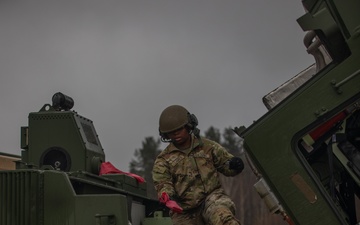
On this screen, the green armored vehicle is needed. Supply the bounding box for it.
[0,92,171,225]
[2,0,360,224]
[235,0,360,225]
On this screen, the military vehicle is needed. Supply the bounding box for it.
[234,0,360,225]
[1,1,360,225]
[0,92,171,225]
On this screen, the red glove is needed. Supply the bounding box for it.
[159,192,183,213]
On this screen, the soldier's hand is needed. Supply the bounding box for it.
[159,192,170,204]
[228,157,244,172]
[166,200,183,213]
[159,192,183,213]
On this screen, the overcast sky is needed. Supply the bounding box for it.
[0,0,314,171]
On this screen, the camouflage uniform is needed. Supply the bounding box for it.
[152,135,241,225]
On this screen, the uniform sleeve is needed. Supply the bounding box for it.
[152,156,176,199]
[210,141,240,177]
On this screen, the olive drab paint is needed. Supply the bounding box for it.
[235,0,360,225]
[0,93,170,225]
[1,1,360,224]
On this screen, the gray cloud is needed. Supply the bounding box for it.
[0,0,313,171]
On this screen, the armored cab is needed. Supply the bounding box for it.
[0,92,171,225]
[236,0,360,225]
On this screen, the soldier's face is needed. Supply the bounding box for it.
[167,127,191,147]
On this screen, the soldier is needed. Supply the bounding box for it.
[152,105,244,225]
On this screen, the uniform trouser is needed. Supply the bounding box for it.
[170,188,241,225]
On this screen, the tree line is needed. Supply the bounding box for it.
[129,126,287,225]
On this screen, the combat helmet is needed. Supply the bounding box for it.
[159,105,199,142]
